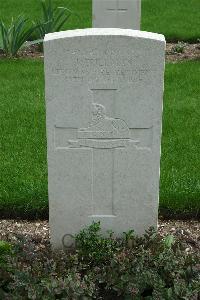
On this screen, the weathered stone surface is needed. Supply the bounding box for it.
[44,28,165,248]
[93,0,141,29]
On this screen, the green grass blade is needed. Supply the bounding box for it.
[0,21,9,54]
[53,8,70,30]
[55,14,71,32]
[47,0,53,22]
[17,25,38,53]
[11,17,27,56]
[41,0,49,22]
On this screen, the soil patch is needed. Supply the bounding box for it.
[0,43,200,62]
[166,42,200,62]
[0,219,199,254]
[0,44,43,60]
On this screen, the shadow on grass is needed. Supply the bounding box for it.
[0,206,199,221]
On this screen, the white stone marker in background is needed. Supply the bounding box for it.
[93,0,141,29]
[44,28,165,248]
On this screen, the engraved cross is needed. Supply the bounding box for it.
[87,88,132,217]
[107,0,128,14]
[69,88,130,217]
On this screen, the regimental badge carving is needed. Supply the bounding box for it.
[68,103,135,149]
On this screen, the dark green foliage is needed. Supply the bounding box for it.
[0,223,199,299]
[33,0,73,39]
[0,240,12,262]
[74,223,200,299]
[75,221,120,264]
[0,16,37,57]
[0,241,12,297]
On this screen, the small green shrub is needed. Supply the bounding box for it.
[171,41,187,53]
[0,241,12,297]
[33,0,73,40]
[0,240,12,256]
[75,221,121,264]
[0,16,37,57]
[1,224,200,299]
[0,240,12,267]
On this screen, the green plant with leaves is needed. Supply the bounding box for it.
[171,41,187,53]
[0,241,13,297]
[0,240,12,264]
[0,16,37,57]
[0,224,199,299]
[75,221,121,264]
[34,0,73,39]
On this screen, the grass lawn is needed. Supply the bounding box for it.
[142,0,200,42]
[160,61,200,217]
[0,59,47,218]
[0,59,199,219]
[0,0,199,42]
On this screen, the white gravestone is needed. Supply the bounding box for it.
[44,28,165,248]
[93,0,141,29]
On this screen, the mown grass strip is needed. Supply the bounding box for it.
[160,61,200,218]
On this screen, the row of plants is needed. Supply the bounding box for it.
[0,0,74,57]
[0,222,199,299]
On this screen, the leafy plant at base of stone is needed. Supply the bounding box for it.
[0,16,37,57]
[74,221,119,264]
[33,0,73,40]
[0,241,13,297]
[0,240,12,264]
[0,223,199,299]
[171,41,187,54]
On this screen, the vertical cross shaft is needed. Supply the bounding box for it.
[107,0,128,13]
[92,148,114,215]
[90,89,118,216]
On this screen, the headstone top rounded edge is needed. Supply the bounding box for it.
[44,28,165,43]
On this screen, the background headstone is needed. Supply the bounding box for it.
[44,28,165,248]
[92,0,141,29]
